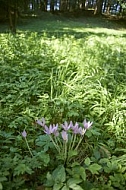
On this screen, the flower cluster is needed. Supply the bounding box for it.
[36,118,93,142]
[21,118,93,162]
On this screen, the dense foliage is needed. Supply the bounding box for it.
[0,18,126,189]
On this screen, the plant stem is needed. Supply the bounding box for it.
[75,136,84,150]
[49,135,60,153]
[68,133,74,151]
[25,137,33,157]
[54,135,61,152]
[71,134,77,150]
[64,141,67,165]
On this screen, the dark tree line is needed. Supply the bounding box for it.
[0,0,125,33]
[17,0,125,14]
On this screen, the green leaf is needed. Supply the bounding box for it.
[67,178,82,186]
[106,160,119,171]
[0,177,7,182]
[79,167,86,181]
[72,166,86,181]
[14,163,33,176]
[85,130,92,138]
[53,183,63,190]
[88,164,102,174]
[68,184,83,190]
[36,151,50,165]
[91,129,101,136]
[52,165,66,183]
[61,185,69,190]
[68,150,78,160]
[71,162,80,167]
[84,157,91,166]
[0,183,3,190]
[46,172,54,187]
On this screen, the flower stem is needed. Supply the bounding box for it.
[71,134,77,150]
[25,137,33,157]
[49,135,60,153]
[64,141,67,165]
[75,136,84,150]
[54,136,61,152]
[68,133,74,151]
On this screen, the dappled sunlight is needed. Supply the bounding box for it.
[63,26,126,35]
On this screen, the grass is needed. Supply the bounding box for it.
[0,13,126,189]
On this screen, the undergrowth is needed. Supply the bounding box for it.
[0,28,126,190]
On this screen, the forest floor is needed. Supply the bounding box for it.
[0,12,126,34]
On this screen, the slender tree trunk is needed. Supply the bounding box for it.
[23,0,29,12]
[106,0,111,14]
[8,0,17,33]
[60,0,68,11]
[94,0,103,15]
[50,0,54,12]
[40,0,47,11]
[81,0,86,10]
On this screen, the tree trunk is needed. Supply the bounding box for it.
[81,0,86,10]
[50,0,54,12]
[23,0,29,12]
[94,0,103,15]
[60,0,68,11]
[40,0,47,11]
[106,0,111,15]
[8,0,17,33]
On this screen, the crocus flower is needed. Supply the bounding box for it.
[71,122,80,134]
[52,124,59,136]
[36,117,45,127]
[61,130,68,141]
[62,121,71,131]
[83,119,93,129]
[44,125,53,135]
[44,124,59,136]
[21,130,27,138]
[78,127,86,135]
[69,121,74,128]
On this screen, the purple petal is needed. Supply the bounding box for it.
[44,125,51,134]
[21,130,27,138]
[71,122,80,134]
[69,121,73,128]
[83,119,93,129]
[44,124,59,136]
[52,124,59,136]
[36,117,45,127]
[78,127,86,135]
[61,130,68,141]
[62,121,71,131]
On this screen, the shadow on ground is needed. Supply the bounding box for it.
[0,12,126,38]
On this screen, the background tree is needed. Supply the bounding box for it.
[94,0,104,15]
